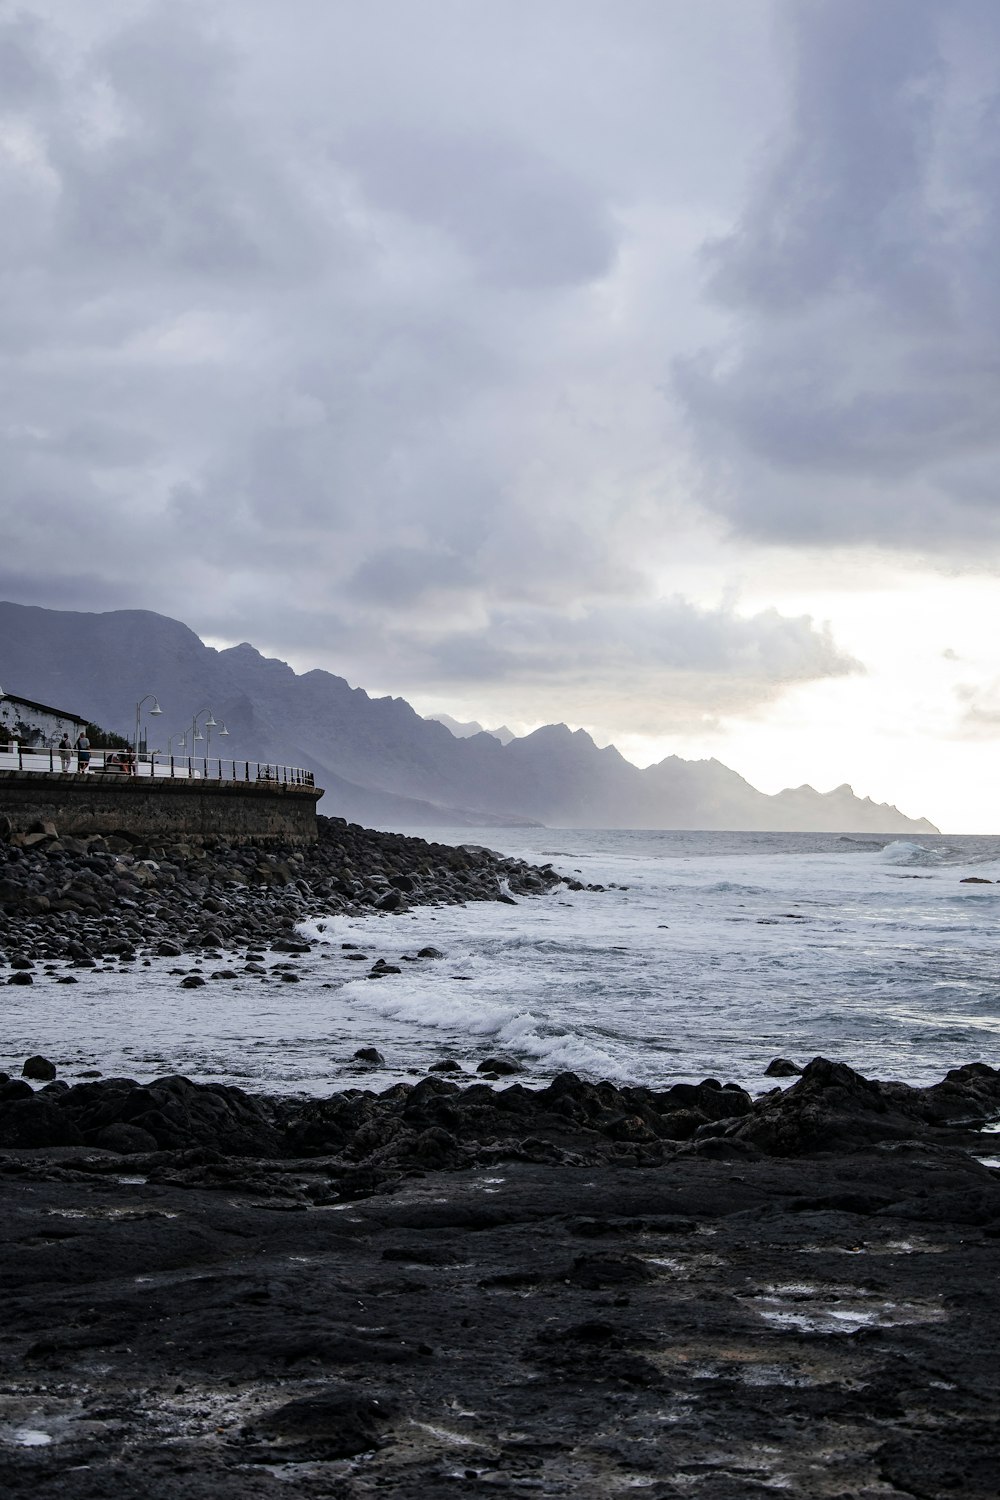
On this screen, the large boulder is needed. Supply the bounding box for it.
[22,1054,57,1081]
[46,1075,286,1156]
[0,1097,84,1148]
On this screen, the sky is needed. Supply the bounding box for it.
[2,0,1000,832]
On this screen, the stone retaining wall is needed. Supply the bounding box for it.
[0,770,321,844]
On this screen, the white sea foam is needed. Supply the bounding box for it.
[878,840,942,866]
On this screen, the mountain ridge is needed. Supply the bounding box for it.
[428,713,515,745]
[0,601,937,833]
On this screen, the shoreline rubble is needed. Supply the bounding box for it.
[0,812,582,968]
[2,1052,1000,1167]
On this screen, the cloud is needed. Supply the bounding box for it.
[344,545,476,606]
[954,679,1000,737]
[419,596,861,738]
[425,597,858,684]
[345,127,616,290]
[0,10,53,105]
[0,0,866,737]
[678,0,1000,554]
[233,593,860,737]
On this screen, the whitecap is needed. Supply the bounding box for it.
[878,840,942,867]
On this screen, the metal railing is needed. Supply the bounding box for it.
[0,743,315,788]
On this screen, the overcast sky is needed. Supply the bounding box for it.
[3,0,1000,831]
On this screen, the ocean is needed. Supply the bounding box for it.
[6,829,1000,1096]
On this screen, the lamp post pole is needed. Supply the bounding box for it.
[190,708,216,755]
[207,719,230,759]
[134,694,163,770]
[188,708,230,773]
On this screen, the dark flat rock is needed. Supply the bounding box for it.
[0,1148,998,1496]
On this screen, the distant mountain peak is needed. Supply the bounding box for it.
[428,713,515,746]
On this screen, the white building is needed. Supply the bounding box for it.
[0,690,88,749]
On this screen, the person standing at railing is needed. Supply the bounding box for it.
[58,734,72,772]
[74,730,91,773]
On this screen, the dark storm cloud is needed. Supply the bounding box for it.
[52,11,327,282]
[679,0,1000,552]
[0,0,856,725]
[0,10,52,103]
[707,0,944,318]
[345,127,616,289]
[0,566,135,611]
[345,546,476,606]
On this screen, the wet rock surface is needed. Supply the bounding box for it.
[0,1060,998,1495]
[0,814,568,966]
[1,1141,998,1497]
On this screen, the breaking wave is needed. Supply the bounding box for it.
[878,840,942,867]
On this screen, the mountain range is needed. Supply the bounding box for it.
[0,602,937,833]
[428,714,515,745]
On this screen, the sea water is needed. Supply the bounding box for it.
[4,829,1000,1095]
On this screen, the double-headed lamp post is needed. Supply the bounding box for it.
[134,695,163,762]
[189,707,229,761]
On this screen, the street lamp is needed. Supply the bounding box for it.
[189,707,222,759]
[195,708,215,744]
[134,694,163,762]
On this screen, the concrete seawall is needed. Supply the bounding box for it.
[0,770,321,844]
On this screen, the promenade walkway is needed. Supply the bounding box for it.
[0,745,315,787]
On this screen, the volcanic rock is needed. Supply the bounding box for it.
[354,1047,386,1067]
[21,1055,57,1081]
[250,1385,397,1459]
[764,1057,803,1077]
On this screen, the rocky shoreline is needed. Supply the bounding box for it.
[1,1059,999,1496]
[0,813,577,966]
[2,818,1000,1495]
[3,1054,1000,1167]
